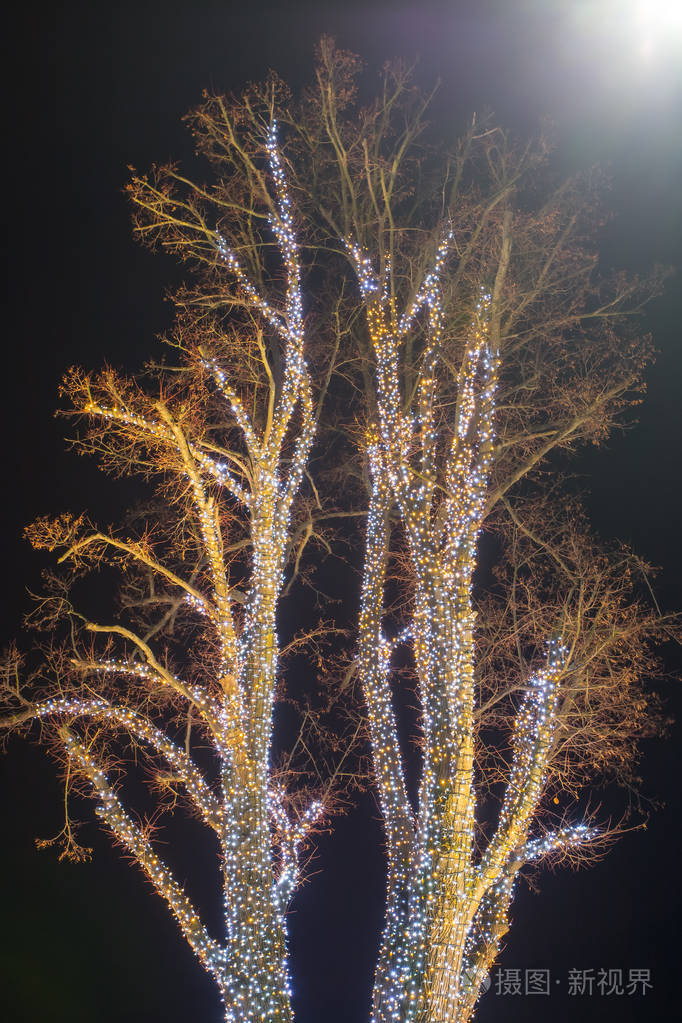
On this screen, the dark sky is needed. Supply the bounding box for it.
[2,2,681,1022]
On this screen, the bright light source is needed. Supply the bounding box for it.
[632,0,682,57]
[634,0,682,29]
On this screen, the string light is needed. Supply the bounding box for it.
[12,123,316,1023]
[349,233,594,1022]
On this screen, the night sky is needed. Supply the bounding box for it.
[2,2,681,1021]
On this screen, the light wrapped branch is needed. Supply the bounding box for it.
[522,823,600,862]
[66,352,254,510]
[81,624,220,722]
[6,694,221,829]
[59,725,224,978]
[478,639,568,889]
[452,820,601,1021]
[270,787,324,908]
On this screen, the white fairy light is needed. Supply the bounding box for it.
[349,226,596,1021]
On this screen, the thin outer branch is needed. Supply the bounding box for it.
[59,533,213,609]
[82,623,218,728]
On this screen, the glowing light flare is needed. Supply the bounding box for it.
[633,0,682,48]
[571,0,682,66]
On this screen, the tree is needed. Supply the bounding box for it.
[287,42,674,1023]
[2,41,676,1023]
[2,125,319,1023]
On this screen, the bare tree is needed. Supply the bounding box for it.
[1,124,319,1023]
[2,42,676,1023]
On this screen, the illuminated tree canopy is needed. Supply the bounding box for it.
[2,41,677,1023]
